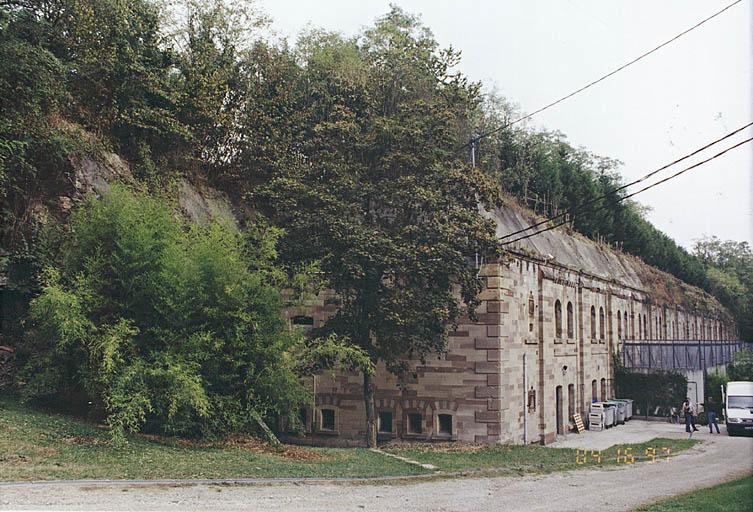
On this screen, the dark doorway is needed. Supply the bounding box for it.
[556,385,563,435]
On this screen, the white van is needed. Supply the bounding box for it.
[723,381,753,436]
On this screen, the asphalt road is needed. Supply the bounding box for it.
[1,424,751,511]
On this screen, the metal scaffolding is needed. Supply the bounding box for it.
[621,339,745,371]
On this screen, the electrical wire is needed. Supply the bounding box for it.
[457,0,744,153]
[499,122,753,241]
[501,135,753,246]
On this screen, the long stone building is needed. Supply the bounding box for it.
[0,152,740,446]
[285,203,739,446]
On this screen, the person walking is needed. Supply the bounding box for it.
[682,398,693,438]
[689,398,700,432]
[706,396,721,434]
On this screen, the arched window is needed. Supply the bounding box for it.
[554,300,562,338]
[566,302,574,339]
[643,314,647,339]
[600,378,607,401]
[617,310,622,340]
[624,312,629,339]
[590,306,596,341]
[527,292,535,333]
[599,307,605,340]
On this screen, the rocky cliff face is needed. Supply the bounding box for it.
[2,149,734,325]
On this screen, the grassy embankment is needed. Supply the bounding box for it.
[0,397,695,481]
[634,475,753,512]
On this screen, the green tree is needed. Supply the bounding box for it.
[728,349,753,382]
[244,8,501,447]
[693,237,753,341]
[18,186,305,442]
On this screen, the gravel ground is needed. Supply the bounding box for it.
[548,417,704,450]
[1,423,751,511]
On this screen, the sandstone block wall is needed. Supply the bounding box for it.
[285,207,738,446]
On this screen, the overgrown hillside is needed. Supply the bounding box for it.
[0,1,750,435]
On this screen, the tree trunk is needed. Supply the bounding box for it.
[363,371,377,448]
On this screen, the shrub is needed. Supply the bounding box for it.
[614,355,687,416]
[18,186,305,441]
[728,347,753,382]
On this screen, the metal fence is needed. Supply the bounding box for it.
[621,339,745,371]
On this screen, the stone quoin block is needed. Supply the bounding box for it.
[475,411,501,423]
[474,362,498,374]
[486,325,501,337]
[475,337,500,349]
[475,386,500,399]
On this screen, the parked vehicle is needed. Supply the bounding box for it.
[723,381,753,436]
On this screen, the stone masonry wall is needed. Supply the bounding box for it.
[284,207,738,446]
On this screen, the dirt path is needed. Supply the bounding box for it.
[1,431,751,511]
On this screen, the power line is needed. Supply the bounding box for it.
[501,135,753,246]
[458,0,744,153]
[499,122,753,241]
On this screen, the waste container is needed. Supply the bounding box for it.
[588,411,604,431]
[607,400,626,425]
[589,402,614,429]
[601,402,616,428]
[614,399,633,420]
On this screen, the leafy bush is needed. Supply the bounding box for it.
[706,370,728,406]
[18,186,305,442]
[728,348,753,381]
[614,355,687,416]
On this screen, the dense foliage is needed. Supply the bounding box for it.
[614,356,688,416]
[727,348,753,382]
[472,107,708,290]
[18,186,305,441]
[693,237,753,341]
[237,10,502,445]
[706,370,728,406]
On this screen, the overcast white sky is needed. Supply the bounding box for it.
[257,0,753,249]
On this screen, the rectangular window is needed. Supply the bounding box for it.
[438,414,453,435]
[291,315,314,325]
[320,408,335,431]
[407,412,422,434]
[378,411,393,433]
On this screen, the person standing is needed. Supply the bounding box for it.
[706,396,721,434]
[689,398,700,432]
[682,398,694,437]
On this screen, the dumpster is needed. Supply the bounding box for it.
[588,411,604,431]
[589,402,615,429]
[607,400,626,425]
[602,402,616,428]
[614,398,633,420]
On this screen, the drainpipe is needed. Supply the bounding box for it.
[523,352,528,444]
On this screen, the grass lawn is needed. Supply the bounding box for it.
[634,475,753,512]
[384,437,697,475]
[0,397,696,482]
[0,397,425,481]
